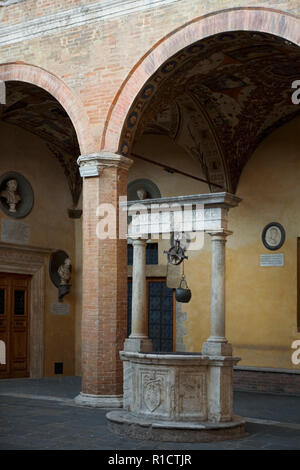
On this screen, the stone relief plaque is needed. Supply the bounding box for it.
[0,172,34,219]
[1,218,30,244]
[262,222,285,251]
[178,371,207,418]
[51,303,70,315]
[144,379,161,412]
[140,369,170,418]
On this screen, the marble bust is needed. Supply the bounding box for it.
[1,179,21,213]
[58,258,72,286]
[136,187,148,200]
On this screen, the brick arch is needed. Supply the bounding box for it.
[0,62,95,154]
[102,7,300,153]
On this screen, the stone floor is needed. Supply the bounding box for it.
[0,377,300,449]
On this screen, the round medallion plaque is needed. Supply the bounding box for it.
[262,222,285,251]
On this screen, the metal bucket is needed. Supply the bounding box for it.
[175,277,191,303]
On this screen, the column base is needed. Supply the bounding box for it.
[124,337,153,353]
[74,392,123,408]
[202,341,232,356]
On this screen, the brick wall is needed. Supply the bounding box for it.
[234,368,300,396]
[0,1,299,154]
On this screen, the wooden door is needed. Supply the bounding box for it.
[0,273,31,379]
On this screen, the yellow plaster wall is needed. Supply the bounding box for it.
[133,118,300,370]
[0,121,77,377]
[131,134,209,197]
[74,194,82,376]
[131,134,209,264]
[185,116,300,369]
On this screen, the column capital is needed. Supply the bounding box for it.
[208,229,233,239]
[129,236,148,244]
[77,152,133,177]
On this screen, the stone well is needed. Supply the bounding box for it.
[107,351,245,441]
[107,192,245,441]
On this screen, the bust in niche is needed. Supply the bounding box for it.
[1,179,21,213]
[57,258,72,302]
[58,258,72,286]
[136,187,149,200]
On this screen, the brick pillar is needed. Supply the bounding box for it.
[75,152,132,408]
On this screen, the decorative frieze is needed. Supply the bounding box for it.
[0,0,24,5]
[123,192,240,237]
[0,0,180,46]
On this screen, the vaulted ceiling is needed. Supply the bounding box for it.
[0,81,81,206]
[120,31,300,193]
[1,32,299,200]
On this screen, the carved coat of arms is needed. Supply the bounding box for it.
[144,379,161,412]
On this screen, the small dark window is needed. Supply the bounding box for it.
[0,289,4,315]
[54,362,63,374]
[127,243,158,266]
[14,290,25,315]
[146,243,159,265]
[127,244,133,266]
[127,281,132,337]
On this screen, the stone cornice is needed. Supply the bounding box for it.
[121,192,241,237]
[0,0,24,6]
[0,241,53,254]
[121,192,242,209]
[0,0,180,46]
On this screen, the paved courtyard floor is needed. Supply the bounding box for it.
[0,377,300,450]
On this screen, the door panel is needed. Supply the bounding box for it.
[148,280,174,352]
[127,278,175,352]
[0,274,30,379]
[0,279,10,377]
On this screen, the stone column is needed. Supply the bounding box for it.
[124,237,152,352]
[75,152,132,408]
[202,230,232,356]
[202,230,238,422]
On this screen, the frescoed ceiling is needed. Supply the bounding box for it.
[0,81,81,206]
[120,31,300,193]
